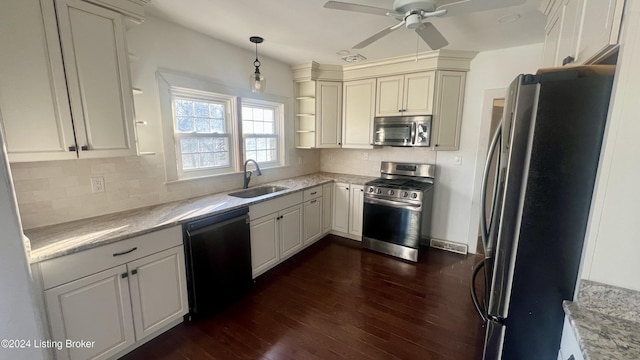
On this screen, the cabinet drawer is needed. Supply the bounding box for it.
[40,226,182,290]
[249,192,303,220]
[303,186,323,201]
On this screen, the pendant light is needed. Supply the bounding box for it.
[249,36,266,93]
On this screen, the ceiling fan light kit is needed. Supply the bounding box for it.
[324,0,527,50]
[249,36,266,93]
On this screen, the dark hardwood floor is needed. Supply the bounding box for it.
[121,235,486,360]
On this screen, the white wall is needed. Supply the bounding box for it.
[11,15,320,229]
[0,128,46,359]
[458,43,544,252]
[580,0,640,291]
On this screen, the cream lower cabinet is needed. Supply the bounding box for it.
[348,185,365,238]
[250,192,304,278]
[332,182,364,240]
[279,204,304,260]
[303,197,323,245]
[39,226,187,360]
[45,265,135,360]
[322,183,333,234]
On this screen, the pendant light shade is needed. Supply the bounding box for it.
[249,36,266,93]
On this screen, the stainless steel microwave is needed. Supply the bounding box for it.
[373,115,431,147]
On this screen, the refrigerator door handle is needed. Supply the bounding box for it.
[483,319,506,360]
[480,122,503,256]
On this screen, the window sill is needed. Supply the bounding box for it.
[164,163,289,185]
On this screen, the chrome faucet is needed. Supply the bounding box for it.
[243,159,262,189]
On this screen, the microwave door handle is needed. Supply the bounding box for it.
[480,121,502,256]
[410,122,416,145]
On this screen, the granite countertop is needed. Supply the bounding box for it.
[563,280,640,360]
[26,172,376,263]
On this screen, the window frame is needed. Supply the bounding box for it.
[170,88,237,179]
[156,70,291,183]
[240,98,284,168]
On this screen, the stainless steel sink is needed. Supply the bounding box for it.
[228,185,288,198]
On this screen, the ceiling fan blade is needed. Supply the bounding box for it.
[415,23,449,50]
[323,1,391,16]
[436,0,527,17]
[352,22,404,49]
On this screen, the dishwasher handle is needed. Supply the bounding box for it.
[186,213,249,238]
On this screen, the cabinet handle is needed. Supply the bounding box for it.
[562,56,575,66]
[434,144,439,147]
[121,273,128,279]
[310,199,318,204]
[113,247,137,257]
[310,191,317,195]
[131,269,138,275]
[345,187,349,190]
[81,145,89,151]
[398,109,403,112]
[68,145,76,152]
[360,189,363,192]
[338,142,341,145]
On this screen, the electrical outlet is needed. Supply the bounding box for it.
[297,156,302,165]
[363,151,369,160]
[454,155,462,166]
[91,176,105,193]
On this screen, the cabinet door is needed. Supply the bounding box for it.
[0,0,76,162]
[250,214,279,278]
[279,204,303,260]
[349,185,364,238]
[578,0,624,64]
[45,265,135,360]
[403,72,435,115]
[556,0,585,66]
[542,8,562,67]
[316,81,343,148]
[55,0,136,158]
[432,71,466,151]
[304,198,323,245]
[127,246,189,342]
[342,79,376,148]
[333,183,350,233]
[376,75,404,116]
[322,183,333,234]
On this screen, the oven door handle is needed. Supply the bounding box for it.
[364,197,422,211]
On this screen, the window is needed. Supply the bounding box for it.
[171,90,236,178]
[241,100,282,165]
[157,71,287,182]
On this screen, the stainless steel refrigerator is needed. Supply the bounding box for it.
[472,67,615,360]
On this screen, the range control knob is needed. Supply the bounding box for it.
[402,191,409,198]
[376,188,382,194]
[411,193,418,199]
[388,190,395,196]
[368,187,374,193]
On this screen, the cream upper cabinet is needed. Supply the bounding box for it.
[578,0,624,64]
[342,79,376,149]
[55,0,137,158]
[432,71,466,151]
[316,81,343,148]
[376,72,435,117]
[541,0,624,67]
[0,0,139,162]
[0,0,76,162]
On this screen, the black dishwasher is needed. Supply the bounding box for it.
[183,207,252,318]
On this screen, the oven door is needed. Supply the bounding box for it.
[363,197,422,249]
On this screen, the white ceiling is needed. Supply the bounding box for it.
[147,0,547,66]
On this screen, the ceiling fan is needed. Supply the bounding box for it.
[324,0,527,50]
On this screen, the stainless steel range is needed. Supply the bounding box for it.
[362,162,435,262]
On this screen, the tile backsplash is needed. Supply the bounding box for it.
[320,147,437,177]
[11,151,319,229]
